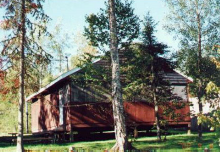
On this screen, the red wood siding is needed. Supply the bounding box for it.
[65,102,113,130]
[32,98,190,133]
[31,93,59,133]
[64,102,190,132]
[125,102,155,126]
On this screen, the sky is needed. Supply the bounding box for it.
[0,0,179,71]
[43,0,178,54]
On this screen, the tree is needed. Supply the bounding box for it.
[84,0,140,52]
[84,0,139,150]
[142,13,167,141]
[47,22,71,74]
[70,32,98,69]
[0,68,19,133]
[108,0,128,151]
[122,13,176,140]
[0,1,51,151]
[164,0,220,138]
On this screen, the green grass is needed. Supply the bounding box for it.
[0,132,219,152]
[133,132,219,151]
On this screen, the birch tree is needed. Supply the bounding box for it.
[164,0,220,138]
[84,0,139,150]
[108,0,128,150]
[84,0,139,52]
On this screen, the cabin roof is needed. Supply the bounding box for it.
[164,70,193,85]
[26,59,100,101]
[26,58,193,102]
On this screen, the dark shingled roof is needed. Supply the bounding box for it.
[163,71,193,85]
[26,58,193,102]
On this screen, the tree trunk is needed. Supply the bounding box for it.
[197,9,203,139]
[151,61,161,141]
[154,95,161,141]
[17,0,25,151]
[108,0,128,151]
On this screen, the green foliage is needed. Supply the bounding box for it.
[185,56,220,99]
[206,81,220,99]
[80,13,184,133]
[47,22,72,74]
[41,72,54,87]
[165,2,220,138]
[0,0,52,138]
[70,53,112,101]
[84,0,140,51]
[0,99,31,133]
[0,99,18,133]
[70,32,98,69]
[122,13,174,102]
[80,0,140,103]
[164,0,220,48]
[0,0,52,96]
[165,0,220,98]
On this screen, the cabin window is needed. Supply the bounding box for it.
[71,83,96,102]
[172,85,187,101]
[79,90,86,101]
[72,88,79,102]
[87,94,95,102]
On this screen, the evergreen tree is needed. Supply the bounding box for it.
[0,1,51,151]
[123,13,175,140]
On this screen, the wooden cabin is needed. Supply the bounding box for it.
[26,58,192,135]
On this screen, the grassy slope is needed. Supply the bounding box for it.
[0,132,219,152]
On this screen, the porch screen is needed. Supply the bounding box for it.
[70,84,95,102]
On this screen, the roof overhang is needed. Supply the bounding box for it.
[174,70,193,83]
[26,59,101,102]
[26,58,193,102]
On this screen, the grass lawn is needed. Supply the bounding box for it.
[0,132,219,152]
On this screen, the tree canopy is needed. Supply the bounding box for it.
[84,0,140,52]
[164,0,220,138]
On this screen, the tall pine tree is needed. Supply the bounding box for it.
[0,1,51,151]
[123,13,175,140]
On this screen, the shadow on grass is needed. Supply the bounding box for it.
[0,132,218,151]
[133,132,218,151]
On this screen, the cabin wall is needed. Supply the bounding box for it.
[31,93,59,133]
[31,83,190,133]
[125,102,155,125]
[31,99,41,133]
[32,99,190,133]
[65,101,190,131]
[65,102,113,131]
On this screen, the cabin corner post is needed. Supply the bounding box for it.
[70,125,74,142]
[186,82,192,135]
[187,123,191,135]
[25,100,29,133]
[59,88,64,127]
